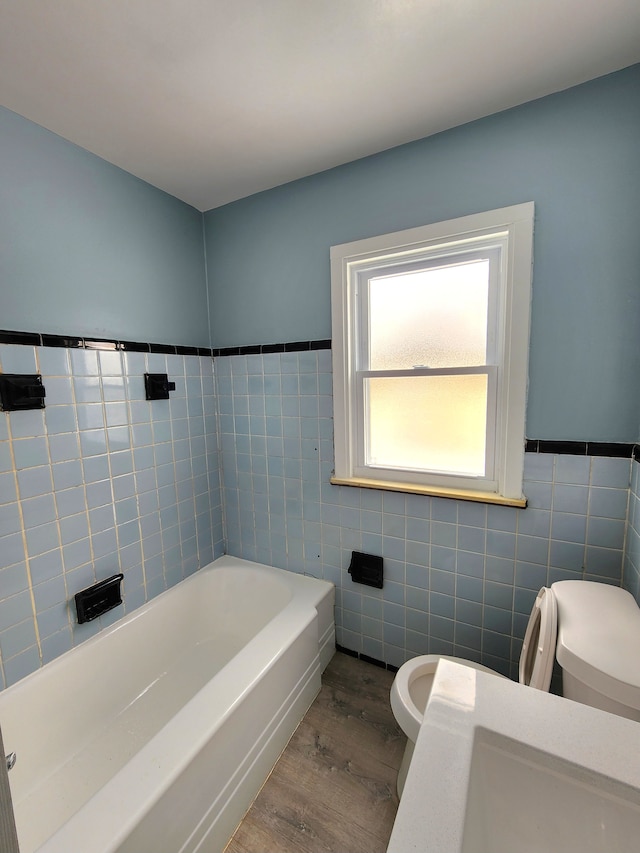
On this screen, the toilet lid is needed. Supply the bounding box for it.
[519,587,557,690]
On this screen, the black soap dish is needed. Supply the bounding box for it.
[75,574,124,623]
[144,373,175,400]
[0,374,46,411]
[349,551,384,588]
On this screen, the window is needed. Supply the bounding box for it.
[330,203,534,505]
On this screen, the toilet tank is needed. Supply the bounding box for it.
[552,580,640,722]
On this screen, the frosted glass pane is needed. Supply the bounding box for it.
[369,260,489,369]
[366,375,487,477]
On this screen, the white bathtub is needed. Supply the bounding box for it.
[0,556,335,853]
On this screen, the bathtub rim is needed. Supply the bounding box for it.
[1,555,331,701]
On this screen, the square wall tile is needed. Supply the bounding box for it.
[0,345,37,373]
[37,346,70,376]
[70,349,99,376]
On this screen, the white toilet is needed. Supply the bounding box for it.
[391,580,640,798]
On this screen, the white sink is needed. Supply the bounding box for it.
[387,660,640,853]
[463,728,640,853]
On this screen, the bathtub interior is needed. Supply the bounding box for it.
[0,558,334,853]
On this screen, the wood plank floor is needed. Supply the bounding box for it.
[225,652,406,853]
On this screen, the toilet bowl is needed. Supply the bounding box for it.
[390,655,505,796]
[391,582,640,798]
[390,586,557,797]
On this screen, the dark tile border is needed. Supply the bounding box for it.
[284,341,312,352]
[41,334,83,348]
[587,442,636,458]
[0,327,332,361]
[149,342,176,354]
[120,340,150,353]
[0,329,41,346]
[335,643,399,673]
[0,328,213,358]
[538,440,587,455]
[526,439,637,459]
[214,339,332,358]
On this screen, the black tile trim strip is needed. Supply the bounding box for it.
[0,329,41,346]
[526,439,638,459]
[335,643,399,673]
[213,347,239,357]
[0,328,332,359]
[149,343,177,354]
[285,340,312,352]
[0,328,213,357]
[538,440,588,455]
[214,339,332,357]
[587,442,636,458]
[119,340,150,353]
[41,334,83,348]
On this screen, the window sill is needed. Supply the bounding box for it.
[329,475,527,508]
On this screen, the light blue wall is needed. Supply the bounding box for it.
[204,65,640,443]
[0,107,209,347]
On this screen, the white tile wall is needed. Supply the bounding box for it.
[623,459,640,602]
[1,338,636,691]
[0,344,224,689]
[216,349,633,676]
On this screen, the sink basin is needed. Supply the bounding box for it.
[387,660,640,853]
[463,728,640,853]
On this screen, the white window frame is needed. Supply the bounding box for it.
[330,203,534,506]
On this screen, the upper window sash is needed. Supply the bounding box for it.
[355,244,504,373]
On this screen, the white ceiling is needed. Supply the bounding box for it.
[2,0,640,212]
